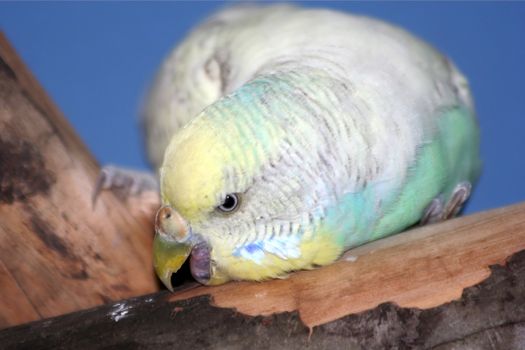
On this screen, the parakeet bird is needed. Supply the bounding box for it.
[141,5,481,288]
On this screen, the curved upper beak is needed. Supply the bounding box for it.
[153,206,193,291]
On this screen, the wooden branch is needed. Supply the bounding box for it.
[0,32,160,329]
[1,242,524,348]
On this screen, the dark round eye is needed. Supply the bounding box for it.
[218,193,240,213]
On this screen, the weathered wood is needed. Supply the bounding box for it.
[1,249,523,349]
[0,32,160,329]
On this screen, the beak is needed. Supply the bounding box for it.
[153,206,193,291]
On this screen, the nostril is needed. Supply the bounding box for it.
[155,205,191,243]
[157,206,173,221]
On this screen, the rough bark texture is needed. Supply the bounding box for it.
[0,250,524,349]
[0,32,160,329]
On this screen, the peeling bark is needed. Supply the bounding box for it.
[1,251,524,349]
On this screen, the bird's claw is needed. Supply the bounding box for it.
[420,181,472,225]
[442,182,472,220]
[92,165,158,207]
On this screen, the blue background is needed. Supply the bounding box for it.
[1,2,524,214]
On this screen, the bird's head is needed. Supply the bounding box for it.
[153,108,253,288]
[153,77,344,289]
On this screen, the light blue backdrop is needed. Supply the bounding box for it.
[1,2,524,214]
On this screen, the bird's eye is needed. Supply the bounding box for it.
[218,193,240,213]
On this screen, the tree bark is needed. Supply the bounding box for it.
[0,32,160,329]
[0,247,524,349]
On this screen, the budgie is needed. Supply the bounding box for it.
[99,5,480,288]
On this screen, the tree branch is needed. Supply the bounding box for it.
[0,32,160,328]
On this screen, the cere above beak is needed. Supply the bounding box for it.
[153,205,193,291]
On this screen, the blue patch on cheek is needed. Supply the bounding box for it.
[244,243,262,254]
[234,242,266,264]
[233,236,302,265]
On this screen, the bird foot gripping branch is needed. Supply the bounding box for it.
[92,165,159,207]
